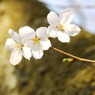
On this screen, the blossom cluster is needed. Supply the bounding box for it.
[5,8,81,65]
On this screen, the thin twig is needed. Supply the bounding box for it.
[50,47,95,63]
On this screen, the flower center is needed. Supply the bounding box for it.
[57,25,64,31]
[15,43,23,49]
[33,38,40,44]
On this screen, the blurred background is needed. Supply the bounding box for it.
[0,0,95,95]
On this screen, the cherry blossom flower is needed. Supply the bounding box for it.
[5,27,32,65]
[21,26,51,59]
[47,8,81,43]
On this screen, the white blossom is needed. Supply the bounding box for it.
[5,27,32,65]
[47,8,81,43]
[20,26,51,59]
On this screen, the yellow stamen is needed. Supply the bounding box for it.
[15,43,22,49]
[57,25,64,31]
[33,38,40,44]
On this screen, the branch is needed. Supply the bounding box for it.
[50,47,95,63]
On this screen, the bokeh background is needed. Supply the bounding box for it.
[0,0,95,95]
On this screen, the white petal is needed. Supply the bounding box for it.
[22,46,32,60]
[19,26,35,39]
[60,8,74,25]
[32,50,43,59]
[5,38,16,51]
[57,32,70,43]
[40,38,51,50]
[47,11,59,26]
[36,27,48,38]
[32,43,42,51]
[64,24,81,36]
[8,29,20,42]
[21,38,31,47]
[27,40,35,49]
[47,26,58,38]
[10,49,22,65]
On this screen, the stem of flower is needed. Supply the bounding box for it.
[50,47,95,63]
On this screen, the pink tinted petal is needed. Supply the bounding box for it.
[47,26,58,38]
[32,50,43,59]
[10,49,22,65]
[47,11,59,26]
[57,32,70,43]
[36,27,48,38]
[19,26,35,39]
[64,24,81,36]
[32,44,42,51]
[22,46,32,60]
[9,29,20,42]
[5,38,16,51]
[40,38,51,50]
[60,8,74,25]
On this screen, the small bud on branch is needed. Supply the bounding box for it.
[51,47,95,63]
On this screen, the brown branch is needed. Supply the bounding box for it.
[50,47,95,63]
